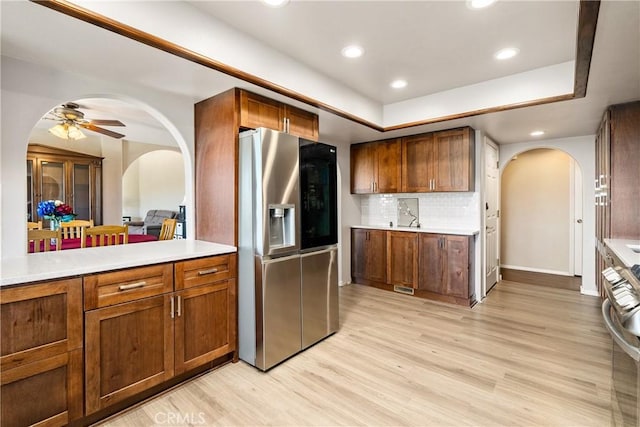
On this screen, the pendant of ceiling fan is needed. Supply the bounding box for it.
[46,102,126,139]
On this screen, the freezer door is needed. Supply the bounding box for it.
[301,246,339,348]
[257,254,302,370]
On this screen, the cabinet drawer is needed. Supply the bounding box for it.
[175,254,237,290]
[84,264,174,310]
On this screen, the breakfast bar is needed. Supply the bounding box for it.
[1,239,237,426]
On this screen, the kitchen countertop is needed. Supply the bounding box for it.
[605,238,640,268]
[0,239,237,287]
[352,224,480,236]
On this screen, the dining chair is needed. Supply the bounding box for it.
[81,225,129,248]
[60,219,95,239]
[28,228,61,252]
[27,221,42,230]
[158,218,177,241]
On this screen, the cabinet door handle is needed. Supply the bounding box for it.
[198,268,219,275]
[118,281,146,291]
[176,295,182,317]
[170,296,175,319]
[373,181,377,192]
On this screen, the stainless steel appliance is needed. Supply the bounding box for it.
[238,128,338,371]
[601,254,640,426]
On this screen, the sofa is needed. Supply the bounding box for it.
[125,209,178,237]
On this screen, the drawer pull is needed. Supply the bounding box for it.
[118,281,146,291]
[198,268,219,276]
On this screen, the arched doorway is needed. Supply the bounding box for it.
[25,95,190,243]
[500,148,583,290]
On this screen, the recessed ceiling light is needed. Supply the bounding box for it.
[530,130,545,137]
[341,45,364,58]
[494,47,519,60]
[262,0,289,7]
[390,79,408,89]
[467,0,497,9]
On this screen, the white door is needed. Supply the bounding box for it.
[484,140,500,292]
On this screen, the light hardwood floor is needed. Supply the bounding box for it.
[99,281,612,426]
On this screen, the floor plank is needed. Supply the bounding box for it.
[98,281,612,426]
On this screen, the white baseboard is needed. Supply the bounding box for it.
[580,286,600,297]
[500,264,572,277]
[339,280,351,287]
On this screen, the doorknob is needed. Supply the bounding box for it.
[576,219,583,223]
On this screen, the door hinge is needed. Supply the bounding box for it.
[497,209,500,218]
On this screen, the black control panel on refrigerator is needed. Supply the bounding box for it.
[299,139,338,250]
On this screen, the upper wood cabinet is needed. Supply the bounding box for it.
[432,128,475,192]
[401,127,475,193]
[352,127,475,194]
[27,144,103,226]
[350,139,401,194]
[239,90,319,141]
[1,279,84,426]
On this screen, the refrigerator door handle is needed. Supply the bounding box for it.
[261,253,301,264]
[300,246,337,257]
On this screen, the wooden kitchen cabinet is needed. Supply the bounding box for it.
[174,254,237,374]
[401,133,434,192]
[418,234,473,304]
[84,254,237,414]
[351,228,387,283]
[0,279,84,426]
[400,128,474,193]
[386,231,418,289]
[350,139,401,194]
[595,101,640,297]
[239,90,319,140]
[196,88,319,247]
[27,144,103,226]
[84,294,175,414]
[432,128,474,192]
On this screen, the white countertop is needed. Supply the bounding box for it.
[605,239,640,268]
[0,240,237,287]
[352,224,479,236]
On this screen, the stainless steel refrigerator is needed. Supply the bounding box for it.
[238,128,338,371]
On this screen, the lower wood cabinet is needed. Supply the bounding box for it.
[84,294,175,414]
[418,234,473,303]
[0,279,84,426]
[386,231,418,288]
[351,228,387,283]
[352,228,474,306]
[84,254,237,415]
[174,279,236,375]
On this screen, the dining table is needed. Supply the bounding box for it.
[29,233,158,253]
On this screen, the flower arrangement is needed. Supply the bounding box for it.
[37,200,76,224]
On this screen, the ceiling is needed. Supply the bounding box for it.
[1,0,639,146]
[190,0,579,105]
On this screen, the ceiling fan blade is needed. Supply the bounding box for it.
[80,123,126,139]
[89,119,125,127]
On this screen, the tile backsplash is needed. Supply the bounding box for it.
[360,192,480,230]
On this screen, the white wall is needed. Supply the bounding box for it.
[1,56,196,258]
[501,149,572,274]
[122,150,185,221]
[499,135,597,296]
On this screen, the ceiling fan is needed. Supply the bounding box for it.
[45,102,126,140]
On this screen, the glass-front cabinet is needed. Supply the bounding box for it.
[27,144,103,226]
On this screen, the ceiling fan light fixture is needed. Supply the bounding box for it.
[49,122,86,140]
